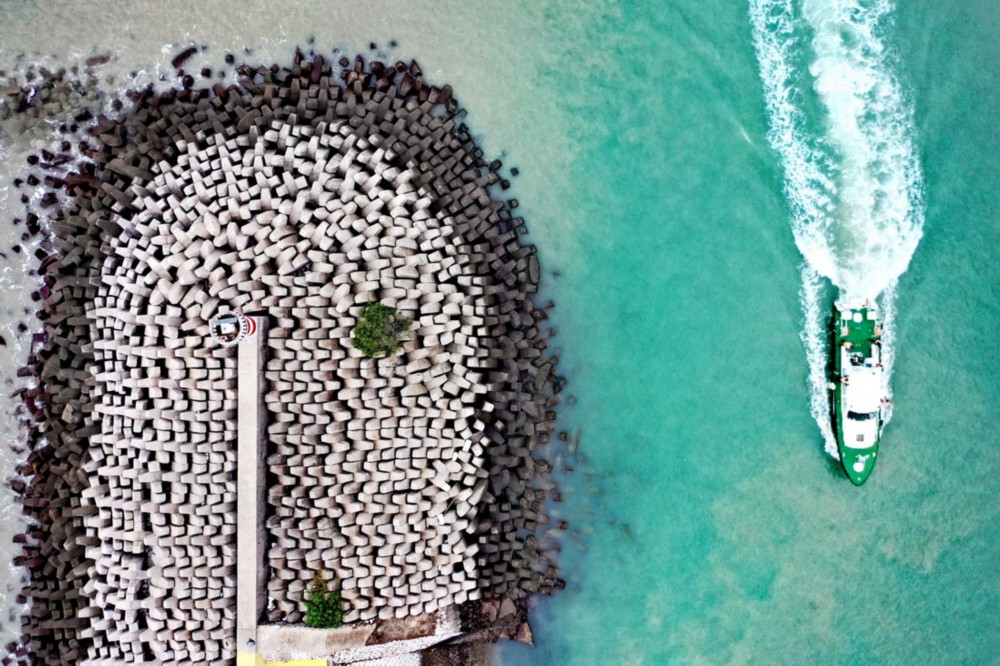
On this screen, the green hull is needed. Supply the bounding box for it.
[831,301,884,485]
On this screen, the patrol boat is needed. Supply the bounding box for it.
[831,299,886,485]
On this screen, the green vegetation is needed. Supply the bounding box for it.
[304,570,343,629]
[351,302,412,358]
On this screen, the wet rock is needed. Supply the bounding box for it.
[171,46,199,69]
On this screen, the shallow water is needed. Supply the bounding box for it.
[1,0,998,662]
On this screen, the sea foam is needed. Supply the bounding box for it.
[799,264,838,457]
[750,0,924,299]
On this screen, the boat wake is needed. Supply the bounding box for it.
[799,265,837,456]
[750,0,922,455]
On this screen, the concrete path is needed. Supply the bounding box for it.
[237,316,268,661]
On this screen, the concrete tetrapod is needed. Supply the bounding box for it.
[12,50,565,665]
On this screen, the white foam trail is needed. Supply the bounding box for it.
[749,0,839,281]
[878,280,897,423]
[800,265,839,457]
[749,0,924,299]
[752,0,921,455]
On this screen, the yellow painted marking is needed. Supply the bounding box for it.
[236,652,265,666]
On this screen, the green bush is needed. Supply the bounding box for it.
[351,302,412,358]
[304,570,343,629]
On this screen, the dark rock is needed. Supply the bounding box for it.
[170,46,198,69]
[85,54,110,68]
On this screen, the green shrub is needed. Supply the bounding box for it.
[304,570,343,629]
[351,302,412,358]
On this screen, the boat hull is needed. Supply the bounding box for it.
[831,302,884,485]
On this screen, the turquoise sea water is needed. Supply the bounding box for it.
[503,0,1000,663]
[0,0,997,663]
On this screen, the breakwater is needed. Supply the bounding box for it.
[6,49,564,664]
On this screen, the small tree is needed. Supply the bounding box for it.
[351,302,411,358]
[304,570,343,629]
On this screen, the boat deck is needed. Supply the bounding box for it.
[836,306,879,358]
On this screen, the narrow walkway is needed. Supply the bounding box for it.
[237,316,268,663]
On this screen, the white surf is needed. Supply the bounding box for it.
[750,0,923,452]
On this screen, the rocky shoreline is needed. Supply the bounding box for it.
[5,49,565,664]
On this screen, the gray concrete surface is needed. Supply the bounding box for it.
[237,316,268,655]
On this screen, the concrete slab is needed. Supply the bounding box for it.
[238,316,268,657]
[257,624,376,662]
